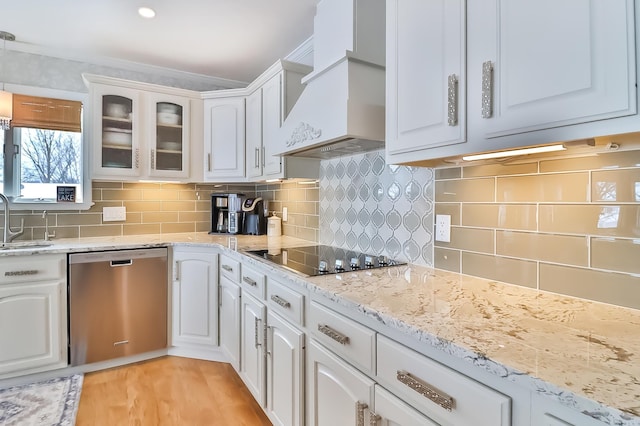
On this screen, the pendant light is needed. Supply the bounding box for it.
[0,31,15,131]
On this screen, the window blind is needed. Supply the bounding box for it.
[12,94,82,132]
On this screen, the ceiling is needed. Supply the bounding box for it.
[3,0,320,83]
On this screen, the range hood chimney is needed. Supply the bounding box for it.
[276,0,386,159]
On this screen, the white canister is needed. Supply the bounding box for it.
[267,213,282,237]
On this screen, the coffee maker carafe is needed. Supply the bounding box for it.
[210,193,243,234]
[241,197,267,235]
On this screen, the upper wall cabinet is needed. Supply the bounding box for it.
[246,61,315,181]
[202,60,318,183]
[386,0,638,165]
[203,95,246,181]
[84,74,202,181]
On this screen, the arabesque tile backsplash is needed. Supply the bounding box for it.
[434,149,640,310]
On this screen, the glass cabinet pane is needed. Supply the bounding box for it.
[102,95,133,169]
[155,102,183,172]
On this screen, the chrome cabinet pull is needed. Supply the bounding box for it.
[150,149,155,170]
[266,324,272,356]
[261,147,265,168]
[113,340,129,346]
[369,412,381,426]
[4,270,38,277]
[221,264,233,272]
[355,402,368,426]
[447,74,458,126]
[396,370,454,411]
[255,147,260,168]
[207,153,212,172]
[481,61,494,119]
[174,261,179,280]
[270,294,290,309]
[243,276,257,286]
[254,317,261,348]
[135,148,140,169]
[318,324,349,345]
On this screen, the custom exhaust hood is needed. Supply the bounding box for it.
[275,0,386,159]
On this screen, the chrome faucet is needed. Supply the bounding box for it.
[0,193,24,243]
[42,210,55,241]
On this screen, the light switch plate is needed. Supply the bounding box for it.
[103,206,126,222]
[282,207,288,222]
[435,214,451,242]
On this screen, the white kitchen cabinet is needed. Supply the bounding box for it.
[84,74,199,180]
[0,254,67,378]
[266,310,304,426]
[240,291,267,406]
[386,0,637,164]
[245,61,317,181]
[219,275,241,371]
[307,339,375,426]
[530,393,605,426]
[373,385,438,426]
[386,0,466,156]
[203,95,246,180]
[171,248,218,349]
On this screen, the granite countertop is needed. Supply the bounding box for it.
[4,232,639,425]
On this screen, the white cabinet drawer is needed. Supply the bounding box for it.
[376,335,511,426]
[219,254,240,282]
[0,254,65,284]
[240,263,266,299]
[266,278,304,326]
[309,301,376,374]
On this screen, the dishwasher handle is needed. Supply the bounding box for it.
[111,259,133,267]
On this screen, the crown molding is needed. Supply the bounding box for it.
[284,36,314,65]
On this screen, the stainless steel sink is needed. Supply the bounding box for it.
[0,241,54,250]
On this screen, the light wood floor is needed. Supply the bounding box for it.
[76,356,272,425]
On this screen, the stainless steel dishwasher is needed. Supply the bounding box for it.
[68,247,168,366]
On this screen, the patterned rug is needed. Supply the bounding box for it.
[0,374,83,426]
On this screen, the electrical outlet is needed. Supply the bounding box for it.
[435,214,451,242]
[103,206,126,222]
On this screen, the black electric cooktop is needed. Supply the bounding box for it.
[245,245,405,277]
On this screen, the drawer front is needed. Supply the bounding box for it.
[240,263,266,299]
[0,254,65,284]
[266,279,304,326]
[219,254,240,282]
[376,335,511,426]
[309,301,375,374]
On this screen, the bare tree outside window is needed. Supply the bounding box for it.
[20,129,81,184]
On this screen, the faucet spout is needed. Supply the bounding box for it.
[0,193,24,243]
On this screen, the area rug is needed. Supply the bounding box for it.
[0,374,83,426]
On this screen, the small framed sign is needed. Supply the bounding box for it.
[57,186,76,203]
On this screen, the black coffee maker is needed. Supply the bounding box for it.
[241,197,267,235]
[210,193,244,234]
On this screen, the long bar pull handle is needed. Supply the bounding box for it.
[150,149,156,170]
[369,412,381,426]
[447,74,459,126]
[4,270,38,277]
[243,276,257,286]
[255,147,260,168]
[261,147,265,168]
[207,153,212,172]
[266,324,271,356]
[110,259,133,267]
[396,370,455,411]
[481,61,494,119]
[270,294,291,309]
[355,402,368,426]
[254,317,261,348]
[113,340,129,346]
[221,264,233,272]
[135,148,140,169]
[318,324,349,345]
[174,261,180,281]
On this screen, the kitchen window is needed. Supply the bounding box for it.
[1,85,91,210]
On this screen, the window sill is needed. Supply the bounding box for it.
[8,199,95,211]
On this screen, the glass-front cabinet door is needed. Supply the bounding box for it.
[93,85,142,178]
[148,94,190,179]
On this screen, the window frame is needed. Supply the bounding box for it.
[3,83,92,211]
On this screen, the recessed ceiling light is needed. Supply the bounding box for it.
[138,7,156,19]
